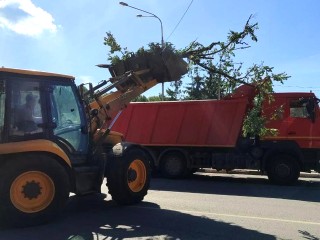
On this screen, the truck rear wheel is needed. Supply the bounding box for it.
[267,154,300,185]
[106,148,150,205]
[160,152,187,178]
[0,154,70,227]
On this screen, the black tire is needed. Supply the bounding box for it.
[106,148,150,205]
[189,167,199,175]
[160,152,187,178]
[267,154,300,185]
[0,154,70,227]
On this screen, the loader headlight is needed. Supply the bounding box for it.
[112,143,123,156]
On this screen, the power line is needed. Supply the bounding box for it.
[166,0,194,41]
[274,85,320,89]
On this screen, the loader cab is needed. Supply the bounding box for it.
[0,68,89,158]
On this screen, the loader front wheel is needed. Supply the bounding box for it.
[0,154,70,227]
[106,148,150,205]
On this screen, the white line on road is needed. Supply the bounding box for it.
[130,206,320,226]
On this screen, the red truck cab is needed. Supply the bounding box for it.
[263,92,320,172]
[265,92,320,147]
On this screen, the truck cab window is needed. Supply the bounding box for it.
[289,100,308,118]
[0,80,5,142]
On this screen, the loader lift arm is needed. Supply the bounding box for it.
[79,68,159,147]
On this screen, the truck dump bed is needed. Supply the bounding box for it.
[112,99,249,147]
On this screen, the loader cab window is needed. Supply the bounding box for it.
[9,80,44,137]
[50,85,88,154]
[0,80,5,142]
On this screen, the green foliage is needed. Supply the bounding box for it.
[104,32,121,53]
[180,15,290,137]
[240,65,289,137]
[148,95,163,102]
[132,95,148,102]
[104,31,132,64]
[166,79,183,100]
[184,74,205,100]
[104,17,290,137]
[131,95,164,102]
[181,15,260,96]
[103,33,188,83]
[104,33,178,65]
[241,81,280,137]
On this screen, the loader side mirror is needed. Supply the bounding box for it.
[90,109,99,117]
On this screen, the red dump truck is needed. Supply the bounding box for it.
[112,84,320,185]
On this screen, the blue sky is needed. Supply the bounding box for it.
[1,0,320,97]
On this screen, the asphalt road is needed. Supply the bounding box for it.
[0,172,319,240]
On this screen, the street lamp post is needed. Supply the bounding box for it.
[119,2,165,100]
[136,14,164,49]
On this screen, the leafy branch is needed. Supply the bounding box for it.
[181,15,290,137]
[104,31,133,64]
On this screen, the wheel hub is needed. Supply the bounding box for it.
[128,168,137,182]
[10,171,55,213]
[22,180,42,200]
[276,163,290,177]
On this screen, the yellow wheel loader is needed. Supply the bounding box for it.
[0,57,187,227]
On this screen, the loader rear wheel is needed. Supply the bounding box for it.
[10,171,55,213]
[0,154,70,227]
[106,148,150,205]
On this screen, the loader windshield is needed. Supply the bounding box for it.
[50,85,88,154]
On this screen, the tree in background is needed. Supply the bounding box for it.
[182,16,288,89]
[132,95,163,102]
[132,95,148,102]
[180,15,289,137]
[166,80,183,100]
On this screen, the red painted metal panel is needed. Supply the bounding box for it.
[263,92,320,149]
[112,99,249,147]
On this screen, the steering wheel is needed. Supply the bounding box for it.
[60,119,74,127]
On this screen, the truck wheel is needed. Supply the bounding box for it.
[189,167,199,174]
[106,148,150,205]
[267,154,300,185]
[160,152,187,178]
[0,154,70,227]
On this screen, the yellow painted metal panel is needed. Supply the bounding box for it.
[0,140,71,166]
[0,67,74,80]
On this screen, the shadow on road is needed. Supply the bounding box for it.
[0,194,275,240]
[298,230,320,240]
[150,173,320,203]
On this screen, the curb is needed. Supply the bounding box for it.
[198,168,320,178]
